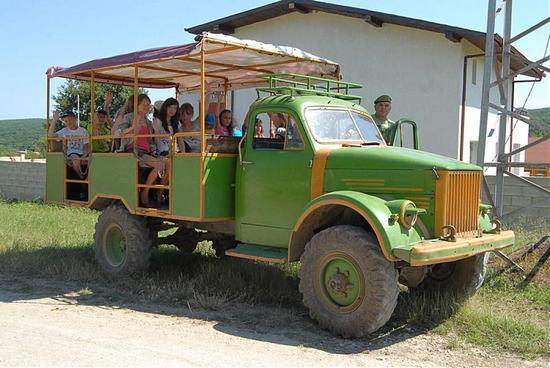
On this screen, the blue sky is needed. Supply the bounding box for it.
[0,0,548,119]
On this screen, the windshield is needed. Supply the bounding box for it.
[304,108,384,144]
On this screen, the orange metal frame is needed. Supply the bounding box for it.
[46,36,339,221]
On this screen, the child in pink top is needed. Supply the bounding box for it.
[215,109,233,136]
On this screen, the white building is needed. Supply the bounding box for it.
[186,0,544,173]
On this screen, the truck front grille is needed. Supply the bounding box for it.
[435,171,481,237]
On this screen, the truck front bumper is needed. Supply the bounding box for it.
[392,230,515,266]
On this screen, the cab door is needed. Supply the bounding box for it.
[236,109,313,248]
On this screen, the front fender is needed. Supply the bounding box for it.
[290,191,425,261]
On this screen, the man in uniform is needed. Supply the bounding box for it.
[371,95,395,143]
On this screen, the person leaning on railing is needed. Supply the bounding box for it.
[111,94,134,152]
[371,95,395,143]
[114,94,164,208]
[152,97,181,206]
[178,85,213,152]
[48,110,89,179]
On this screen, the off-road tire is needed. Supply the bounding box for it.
[212,237,238,258]
[170,228,200,254]
[299,225,399,338]
[417,253,488,296]
[94,203,152,276]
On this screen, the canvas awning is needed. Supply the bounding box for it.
[47,32,341,93]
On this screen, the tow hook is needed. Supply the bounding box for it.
[484,219,502,234]
[440,225,457,242]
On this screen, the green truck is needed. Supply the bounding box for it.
[46,33,514,337]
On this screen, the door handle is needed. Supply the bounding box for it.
[241,160,254,165]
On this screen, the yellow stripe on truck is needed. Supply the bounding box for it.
[310,148,333,200]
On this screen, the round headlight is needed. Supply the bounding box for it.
[399,200,418,229]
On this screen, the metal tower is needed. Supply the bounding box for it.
[477,0,549,218]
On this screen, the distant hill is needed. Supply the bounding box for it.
[528,107,550,137]
[0,118,45,150]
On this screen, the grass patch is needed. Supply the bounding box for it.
[0,200,302,310]
[393,234,549,358]
[0,200,548,358]
[442,297,548,358]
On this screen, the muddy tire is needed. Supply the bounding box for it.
[417,253,488,296]
[171,228,200,254]
[94,203,152,276]
[299,225,399,338]
[212,237,238,258]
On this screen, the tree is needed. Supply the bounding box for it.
[52,80,143,122]
[528,107,550,137]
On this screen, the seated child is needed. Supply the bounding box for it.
[48,110,89,179]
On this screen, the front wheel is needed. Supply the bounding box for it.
[94,203,152,276]
[417,253,488,296]
[299,225,399,338]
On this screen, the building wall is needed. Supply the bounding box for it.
[0,160,45,200]
[460,42,528,175]
[231,11,464,158]
[484,176,549,223]
[525,136,550,162]
[221,11,529,167]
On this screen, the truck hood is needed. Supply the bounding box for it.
[325,146,480,171]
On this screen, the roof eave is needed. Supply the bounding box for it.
[185,0,544,79]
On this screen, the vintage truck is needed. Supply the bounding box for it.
[46,33,514,337]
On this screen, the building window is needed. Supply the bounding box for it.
[469,140,478,164]
[512,143,521,175]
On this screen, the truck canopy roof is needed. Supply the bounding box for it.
[47,32,341,94]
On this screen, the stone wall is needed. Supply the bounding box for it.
[0,160,45,200]
[483,176,550,223]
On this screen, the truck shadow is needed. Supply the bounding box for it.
[0,246,454,355]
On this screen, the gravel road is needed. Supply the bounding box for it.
[0,277,546,368]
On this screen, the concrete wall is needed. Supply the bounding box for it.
[483,176,550,223]
[0,160,45,200]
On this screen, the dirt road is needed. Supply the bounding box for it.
[0,277,545,368]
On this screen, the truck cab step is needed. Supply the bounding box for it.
[225,244,288,263]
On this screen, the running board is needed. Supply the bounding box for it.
[225,244,288,263]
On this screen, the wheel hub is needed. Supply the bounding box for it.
[105,225,126,267]
[321,255,363,310]
[326,267,354,298]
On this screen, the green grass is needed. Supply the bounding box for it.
[0,200,548,358]
[393,224,550,359]
[0,200,302,309]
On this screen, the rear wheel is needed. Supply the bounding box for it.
[94,203,152,276]
[299,225,399,338]
[417,253,488,296]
